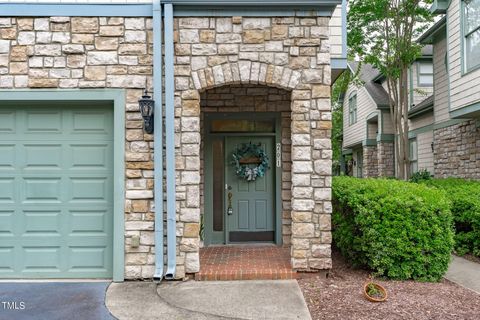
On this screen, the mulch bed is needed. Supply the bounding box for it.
[298,250,480,320]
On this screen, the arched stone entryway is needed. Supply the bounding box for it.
[174,61,332,277]
[171,13,332,280]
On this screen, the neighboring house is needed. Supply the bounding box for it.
[340,48,434,178]
[341,0,480,180]
[0,0,347,281]
[416,0,480,179]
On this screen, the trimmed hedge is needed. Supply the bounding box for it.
[422,179,480,257]
[333,177,454,281]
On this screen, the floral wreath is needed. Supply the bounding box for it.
[232,142,269,181]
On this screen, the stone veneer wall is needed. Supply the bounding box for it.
[0,15,333,279]
[174,16,333,276]
[377,141,395,177]
[434,120,480,179]
[199,85,293,246]
[362,145,378,178]
[0,17,156,279]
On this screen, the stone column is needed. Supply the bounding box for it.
[362,145,378,178]
[377,141,395,177]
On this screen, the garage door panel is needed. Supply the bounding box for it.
[0,110,15,133]
[0,104,113,279]
[0,144,15,170]
[68,247,110,270]
[70,178,110,202]
[0,210,15,235]
[0,178,15,203]
[22,246,61,271]
[23,178,62,203]
[23,144,63,169]
[70,210,108,233]
[25,111,63,133]
[72,111,111,135]
[23,210,62,234]
[0,247,15,272]
[70,144,110,169]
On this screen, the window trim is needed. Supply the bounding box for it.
[416,61,434,87]
[348,91,357,125]
[461,0,480,74]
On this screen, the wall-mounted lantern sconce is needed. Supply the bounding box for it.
[138,89,154,134]
[431,142,434,152]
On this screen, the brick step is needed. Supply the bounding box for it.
[195,269,297,281]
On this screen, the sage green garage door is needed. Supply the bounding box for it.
[0,102,114,278]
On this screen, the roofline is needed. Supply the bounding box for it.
[0,1,340,17]
[408,103,434,119]
[165,0,341,4]
[418,16,447,44]
[346,61,391,108]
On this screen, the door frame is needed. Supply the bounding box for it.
[0,89,125,282]
[203,112,282,246]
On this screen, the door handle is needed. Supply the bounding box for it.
[227,192,233,215]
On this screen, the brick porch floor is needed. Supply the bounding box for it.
[195,245,297,281]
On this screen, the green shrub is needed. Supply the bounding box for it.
[333,176,454,281]
[421,178,480,257]
[409,169,432,183]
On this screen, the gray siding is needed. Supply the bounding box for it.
[382,111,395,134]
[447,0,480,112]
[433,34,450,123]
[410,112,434,131]
[417,130,434,173]
[342,84,377,148]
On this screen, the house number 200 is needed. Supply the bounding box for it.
[276,143,281,167]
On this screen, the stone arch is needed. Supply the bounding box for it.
[190,61,301,92]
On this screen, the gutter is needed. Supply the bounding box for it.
[164,2,177,280]
[153,0,164,281]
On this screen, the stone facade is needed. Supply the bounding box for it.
[377,141,395,177]
[434,120,480,179]
[0,15,333,279]
[0,16,156,279]
[362,145,378,178]
[174,16,333,275]
[360,142,394,178]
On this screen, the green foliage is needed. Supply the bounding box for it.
[348,0,433,80]
[331,71,351,175]
[421,179,480,257]
[409,169,432,183]
[333,176,454,281]
[347,0,434,179]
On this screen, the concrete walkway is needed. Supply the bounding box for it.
[106,280,311,320]
[445,255,480,294]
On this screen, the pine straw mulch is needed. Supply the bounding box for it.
[298,250,480,320]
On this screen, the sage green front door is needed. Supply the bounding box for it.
[225,137,275,242]
[0,103,114,278]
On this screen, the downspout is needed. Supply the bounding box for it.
[164,2,176,280]
[153,0,164,281]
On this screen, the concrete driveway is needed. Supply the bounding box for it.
[0,282,115,320]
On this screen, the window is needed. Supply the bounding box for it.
[409,139,418,175]
[417,62,433,86]
[463,0,480,72]
[348,92,357,125]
